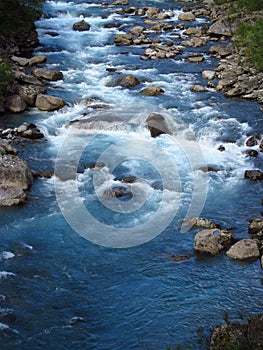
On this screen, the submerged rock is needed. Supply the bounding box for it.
[226,239,260,261]
[194,229,232,255]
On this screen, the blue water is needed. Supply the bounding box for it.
[1,0,263,348]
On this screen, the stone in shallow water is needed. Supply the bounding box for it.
[226,239,260,260]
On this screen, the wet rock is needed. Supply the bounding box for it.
[183,217,221,229]
[17,84,46,106]
[248,218,263,235]
[194,229,232,255]
[113,0,128,5]
[32,170,53,179]
[146,113,171,138]
[35,94,65,111]
[167,253,190,262]
[140,85,164,96]
[244,170,263,181]
[32,68,63,81]
[73,20,91,32]
[186,54,204,63]
[143,44,182,60]
[202,70,216,80]
[226,239,260,260]
[115,176,138,184]
[245,135,258,147]
[245,149,258,157]
[114,33,133,46]
[218,145,225,152]
[104,186,132,198]
[178,12,196,21]
[183,27,203,36]
[116,74,140,88]
[210,323,248,350]
[0,155,33,206]
[18,123,44,140]
[5,95,27,113]
[190,84,207,92]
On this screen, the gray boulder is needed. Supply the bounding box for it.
[207,17,233,37]
[116,74,140,88]
[194,229,232,255]
[73,20,90,31]
[0,155,33,206]
[5,95,27,113]
[183,217,221,230]
[32,68,63,81]
[18,84,46,106]
[178,12,196,21]
[35,94,65,111]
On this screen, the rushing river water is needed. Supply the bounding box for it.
[1,0,263,348]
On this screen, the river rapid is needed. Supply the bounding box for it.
[0,0,263,349]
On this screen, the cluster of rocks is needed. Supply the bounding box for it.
[0,140,33,206]
[111,2,263,106]
[183,216,263,267]
[0,55,65,113]
[0,123,44,141]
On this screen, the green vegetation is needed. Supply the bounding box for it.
[234,20,263,70]
[213,0,263,71]
[0,59,12,95]
[0,0,44,37]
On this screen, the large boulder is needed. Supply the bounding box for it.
[5,95,27,113]
[207,17,233,37]
[0,155,33,206]
[18,84,46,106]
[194,229,232,255]
[140,85,164,96]
[116,74,140,88]
[35,94,65,111]
[13,70,43,86]
[146,113,171,138]
[73,20,90,32]
[226,239,260,260]
[29,55,47,66]
[32,68,63,81]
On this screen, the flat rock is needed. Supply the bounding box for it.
[178,12,196,21]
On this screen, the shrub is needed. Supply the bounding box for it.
[0,59,12,95]
[0,0,44,37]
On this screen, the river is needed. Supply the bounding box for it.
[0,0,263,349]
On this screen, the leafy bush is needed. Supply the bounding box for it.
[235,20,263,70]
[0,0,44,37]
[0,59,11,95]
